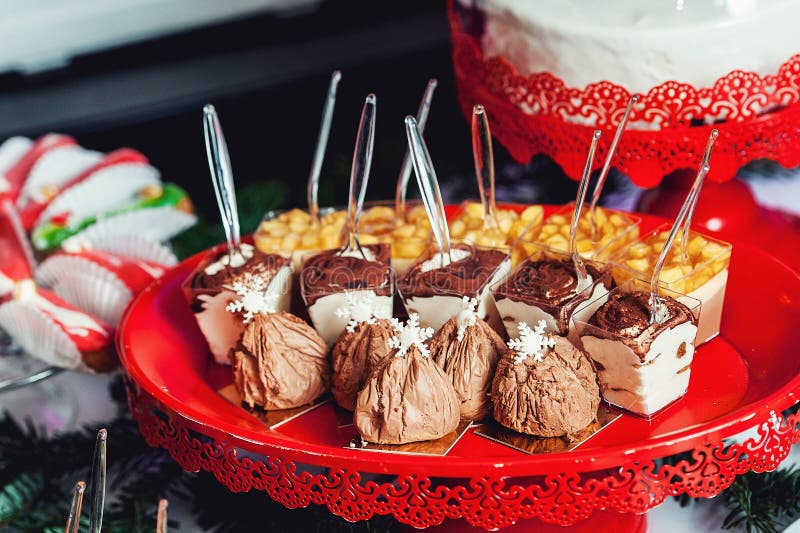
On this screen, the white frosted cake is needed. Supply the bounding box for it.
[463,0,800,95]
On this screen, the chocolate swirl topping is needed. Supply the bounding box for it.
[494,258,611,334]
[588,290,696,357]
[300,244,393,305]
[397,244,507,298]
[190,247,289,291]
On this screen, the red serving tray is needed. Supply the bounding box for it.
[118,205,800,531]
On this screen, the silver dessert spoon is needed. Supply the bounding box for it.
[570,130,602,293]
[308,70,342,227]
[395,79,438,220]
[649,161,711,325]
[339,94,377,259]
[64,481,86,533]
[680,129,719,262]
[472,104,499,232]
[588,95,637,239]
[405,115,452,266]
[203,105,243,266]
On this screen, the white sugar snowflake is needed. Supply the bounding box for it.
[225,273,278,323]
[387,313,434,358]
[455,296,478,342]
[334,291,383,333]
[508,320,556,364]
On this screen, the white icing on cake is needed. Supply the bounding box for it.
[468,0,800,94]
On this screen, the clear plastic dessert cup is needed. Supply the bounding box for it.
[357,200,431,277]
[181,244,293,366]
[518,203,641,262]
[300,243,395,346]
[609,223,731,346]
[396,242,511,334]
[574,278,701,418]
[448,200,544,255]
[491,243,614,340]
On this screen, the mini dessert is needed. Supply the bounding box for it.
[397,243,510,333]
[576,285,700,417]
[357,202,432,276]
[491,320,600,437]
[493,249,613,338]
[330,292,399,411]
[449,201,543,251]
[610,224,731,345]
[428,297,505,420]
[300,243,394,345]
[226,275,329,410]
[183,243,292,365]
[525,205,640,260]
[354,314,460,444]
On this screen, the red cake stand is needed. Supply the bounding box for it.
[118,206,800,532]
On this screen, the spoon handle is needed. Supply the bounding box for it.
[203,105,241,258]
[395,79,438,219]
[88,428,107,533]
[650,163,710,324]
[680,129,719,260]
[345,94,377,255]
[571,130,601,292]
[405,115,451,262]
[472,105,498,229]
[308,70,342,225]
[156,499,169,533]
[64,481,86,533]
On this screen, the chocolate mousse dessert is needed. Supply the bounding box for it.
[492,320,600,438]
[300,243,394,345]
[577,288,698,417]
[330,292,399,411]
[397,243,510,333]
[354,314,460,445]
[183,243,292,365]
[428,297,505,420]
[493,255,612,339]
[226,274,329,410]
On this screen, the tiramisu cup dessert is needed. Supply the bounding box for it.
[399,114,510,333]
[184,105,292,365]
[575,281,700,417]
[428,296,505,420]
[354,314,460,444]
[301,94,395,346]
[491,320,600,437]
[493,248,613,339]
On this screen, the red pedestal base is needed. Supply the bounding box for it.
[403,510,646,533]
[637,172,800,270]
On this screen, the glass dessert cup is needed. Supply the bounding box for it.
[396,242,511,333]
[609,223,732,346]
[299,243,395,346]
[523,203,641,262]
[448,200,544,253]
[181,245,293,365]
[491,243,614,340]
[574,278,701,418]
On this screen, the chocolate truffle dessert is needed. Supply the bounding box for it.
[354,314,460,445]
[492,320,600,437]
[330,292,399,411]
[493,256,612,338]
[183,243,292,365]
[578,290,698,417]
[397,243,510,333]
[428,297,506,420]
[300,243,394,345]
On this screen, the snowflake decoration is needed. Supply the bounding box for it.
[455,296,478,342]
[508,320,556,364]
[387,313,434,358]
[334,291,382,333]
[225,273,278,323]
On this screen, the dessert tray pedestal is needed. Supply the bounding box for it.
[119,207,800,531]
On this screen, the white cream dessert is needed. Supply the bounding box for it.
[577,290,699,417]
[463,0,800,101]
[300,243,394,346]
[493,257,613,339]
[183,243,292,365]
[397,243,510,333]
